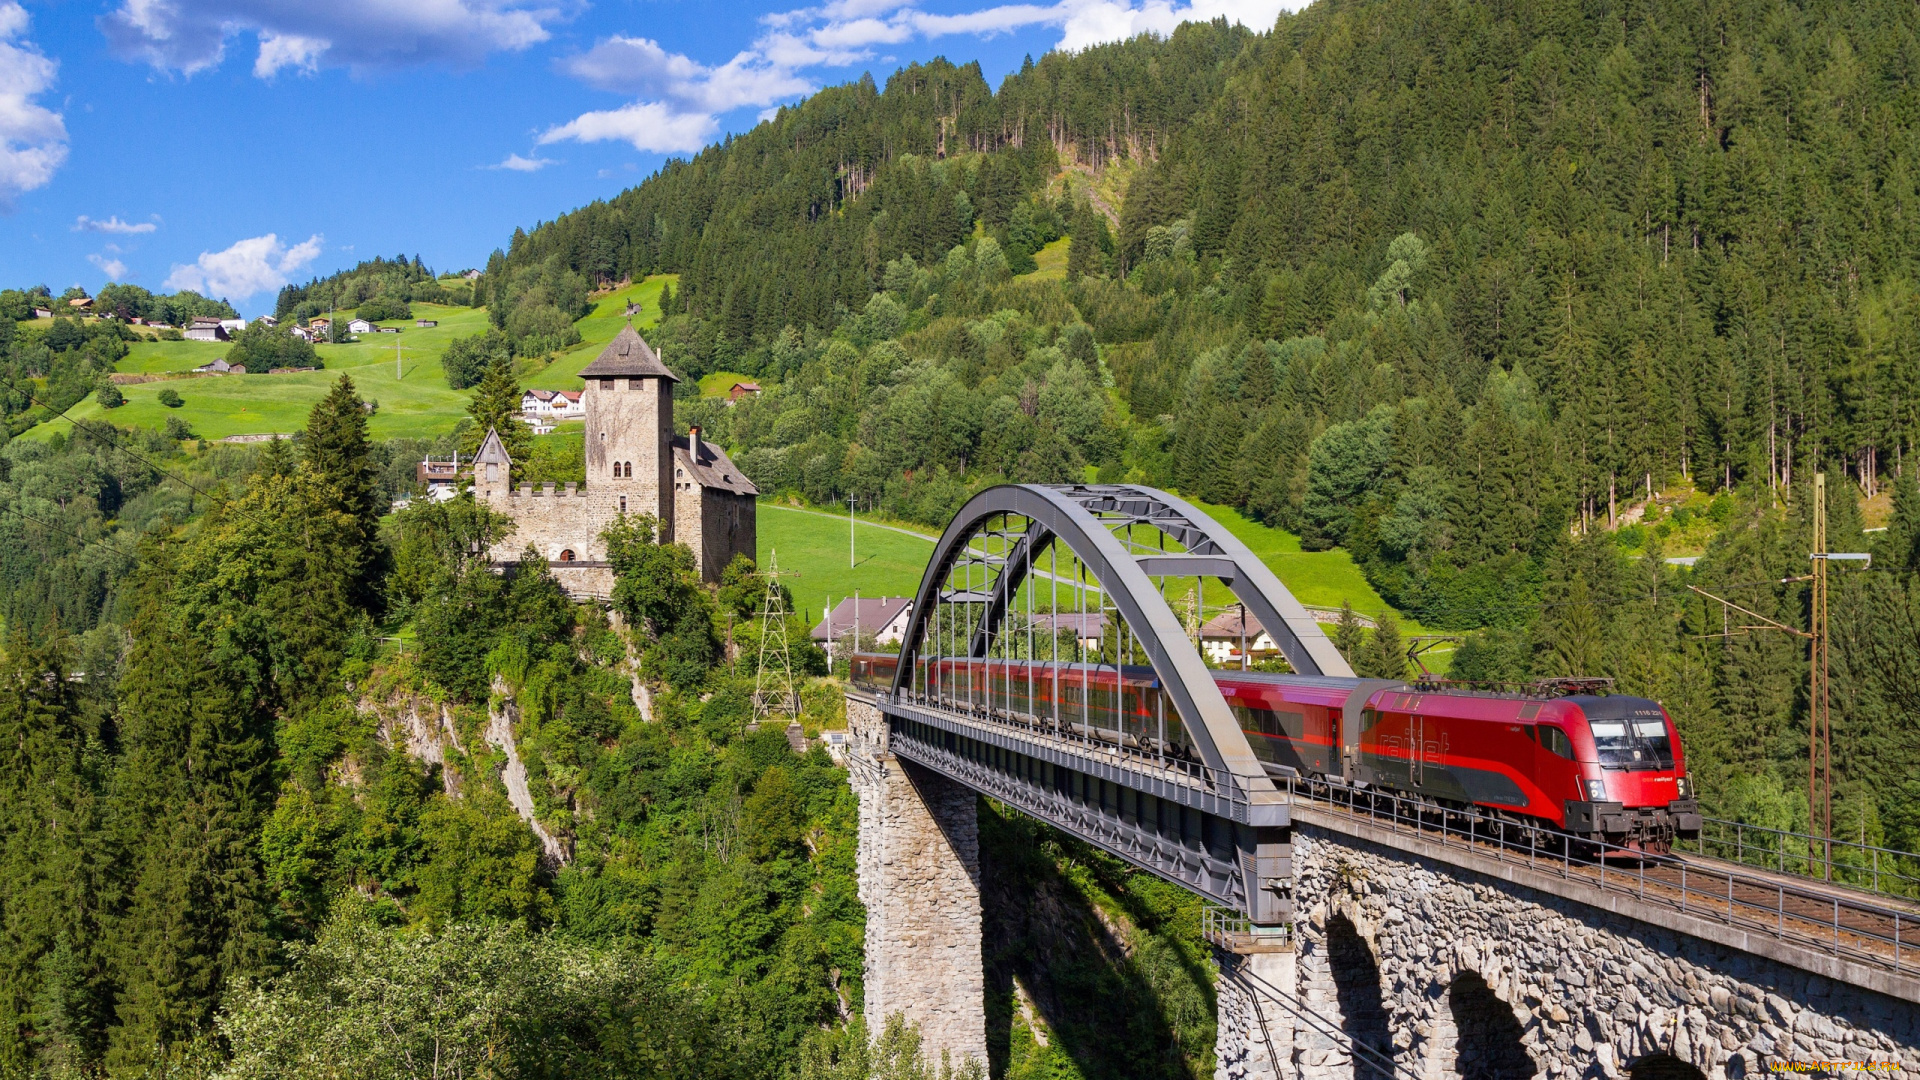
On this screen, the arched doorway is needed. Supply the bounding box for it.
[1448,971,1537,1080]
[1629,1054,1707,1080]
[1327,914,1391,1063]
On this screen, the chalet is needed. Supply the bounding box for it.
[728,381,762,404]
[416,455,462,492]
[184,317,230,342]
[462,269,482,280]
[348,319,374,334]
[377,326,401,334]
[219,318,247,335]
[1199,609,1280,667]
[416,319,438,328]
[256,315,278,327]
[192,357,241,374]
[552,390,584,418]
[290,325,316,343]
[67,296,91,310]
[521,389,561,414]
[31,307,51,319]
[811,597,914,660]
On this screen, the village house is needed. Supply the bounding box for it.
[31,307,51,319]
[192,357,245,374]
[184,317,229,342]
[219,318,247,335]
[256,315,278,327]
[1198,609,1280,667]
[416,319,438,328]
[727,381,762,404]
[348,318,374,334]
[471,324,758,592]
[811,596,914,661]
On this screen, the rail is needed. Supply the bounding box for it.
[1281,778,1918,979]
[871,686,1262,812]
[1682,817,1920,902]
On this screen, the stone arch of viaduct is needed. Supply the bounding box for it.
[843,484,1920,1080]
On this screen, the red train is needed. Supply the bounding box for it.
[850,654,1701,852]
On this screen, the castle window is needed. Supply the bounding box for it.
[559,549,575,562]
[619,497,627,513]
[600,378,614,390]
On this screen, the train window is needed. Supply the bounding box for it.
[1361,708,1381,732]
[1232,706,1304,740]
[1540,725,1575,760]
[1521,725,1538,743]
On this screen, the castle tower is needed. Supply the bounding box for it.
[579,323,678,534]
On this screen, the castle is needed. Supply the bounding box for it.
[471,324,758,595]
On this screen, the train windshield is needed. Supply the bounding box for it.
[1579,697,1674,769]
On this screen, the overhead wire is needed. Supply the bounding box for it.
[23,390,278,530]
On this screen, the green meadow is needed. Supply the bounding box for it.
[755,495,1421,641]
[31,276,678,444]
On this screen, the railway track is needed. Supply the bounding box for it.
[1285,779,1920,976]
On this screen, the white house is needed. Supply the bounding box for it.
[1199,610,1279,667]
[550,390,584,418]
[256,315,278,327]
[289,325,316,343]
[219,318,247,335]
[521,389,559,415]
[348,319,374,334]
[812,597,915,661]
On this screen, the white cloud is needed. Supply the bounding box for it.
[165,232,323,299]
[101,0,570,78]
[254,32,327,77]
[89,253,129,280]
[541,102,718,154]
[488,152,555,171]
[0,1,67,205]
[76,214,158,234]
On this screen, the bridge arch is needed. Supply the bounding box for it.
[886,483,1354,797]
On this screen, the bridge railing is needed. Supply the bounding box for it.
[1680,817,1920,902]
[1281,777,1918,979]
[869,683,1260,810]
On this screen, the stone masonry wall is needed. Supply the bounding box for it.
[1282,825,1918,1080]
[847,699,988,1066]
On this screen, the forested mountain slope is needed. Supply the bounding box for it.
[487,0,1920,846]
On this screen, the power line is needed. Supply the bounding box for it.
[24,391,278,530]
[0,502,142,562]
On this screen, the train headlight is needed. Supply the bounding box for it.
[1585,779,1607,801]
[1675,776,1690,799]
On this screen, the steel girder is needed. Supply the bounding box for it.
[892,484,1278,797]
[884,712,1290,919]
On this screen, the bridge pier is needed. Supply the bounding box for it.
[848,699,988,1066]
[1216,939,1299,1080]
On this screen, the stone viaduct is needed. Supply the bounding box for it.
[840,483,1920,1080]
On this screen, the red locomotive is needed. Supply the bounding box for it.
[850,654,1701,852]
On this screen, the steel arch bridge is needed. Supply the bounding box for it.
[850,483,1362,926]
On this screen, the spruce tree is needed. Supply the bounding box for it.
[106,551,275,1070]
[303,376,382,599]
[1332,602,1366,668]
[1877,467,1920,572]
[464,360,530,467]
[1359,610,1409,680]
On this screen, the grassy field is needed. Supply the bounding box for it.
[522,276,676,391]
[757,494,1422,640]
[1026,237,1070,282]
[698,371,757,397]
[758,502,937,626]
[29,276,678,443]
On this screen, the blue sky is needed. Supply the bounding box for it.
[0,0,1295,315]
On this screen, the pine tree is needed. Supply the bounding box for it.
[1877,467,1920,572]
[1066,200,1103,281]
[105,551,275,1070]
[1332,601,1366,668]
[464,360,530,466]
[1359,610,1408,680]
[303,376,383,598]
[0,633,111,1074]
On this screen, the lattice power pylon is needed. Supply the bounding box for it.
[753,550,800,720]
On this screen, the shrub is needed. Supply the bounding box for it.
[163,415,193,440]
[96,380,124,409]
[356,295,412,322]
[157,387,182,408]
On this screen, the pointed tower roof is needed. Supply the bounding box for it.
[578,323,679,381]
[474,426,513,468]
